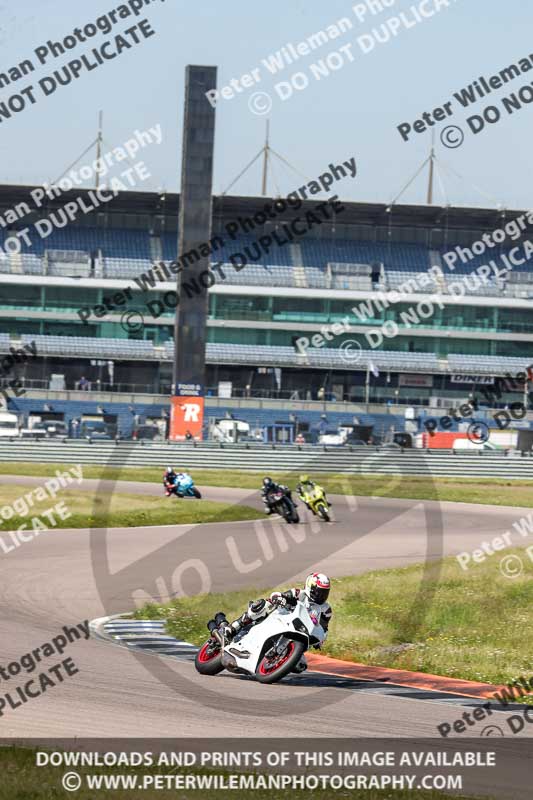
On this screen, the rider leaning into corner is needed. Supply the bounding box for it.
[261,476,294,514]
[163,466,177,495]
[164,466,191,496]
[296,474,331,507]
[221,572,332,674]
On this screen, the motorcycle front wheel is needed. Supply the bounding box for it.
[193,488,202,499]
[255,639,306,684]
[194,640,224,675]
[316,502,330,522]
[281,499,298,524]
[278,501,292,523]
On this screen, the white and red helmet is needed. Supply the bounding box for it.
[304,572,330,604]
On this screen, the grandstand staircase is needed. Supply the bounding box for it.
[94,249,104,278]
[290,244,307,287]
[150,235,163,263]
[429,250,447,294]
[429,250,444,269]
[9,251,23,274]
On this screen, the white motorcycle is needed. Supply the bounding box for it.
[194,599,326,684]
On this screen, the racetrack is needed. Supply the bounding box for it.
[0,475,532,749]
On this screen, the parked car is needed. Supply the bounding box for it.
[81,422,112,440]
[20,424,47,440]
[132,425,161,441]
[24,421,69,438]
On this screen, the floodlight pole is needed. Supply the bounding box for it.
[95,111,103,191]
[221,123,310,197]
[427,130,435,205]
[261,120,270,196]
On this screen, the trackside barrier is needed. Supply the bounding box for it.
[0,440,531,478]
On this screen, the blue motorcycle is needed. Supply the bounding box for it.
[167,472,202,499]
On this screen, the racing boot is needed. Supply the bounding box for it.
[208,612,234,644]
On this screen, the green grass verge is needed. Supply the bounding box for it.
[135,545,533,688]
[0,485,261,531]
[1,462,533,507]
[0,747,481,800]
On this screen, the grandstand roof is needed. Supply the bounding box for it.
[0,183,522,236]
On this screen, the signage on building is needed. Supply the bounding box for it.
[398,374,433,388]
[450,375,495,385]
[175,382,204,397]
[170,396,205,441]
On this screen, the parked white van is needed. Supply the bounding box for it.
[0,411,19,438]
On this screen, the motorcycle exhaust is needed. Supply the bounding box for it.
[221,651,238,670]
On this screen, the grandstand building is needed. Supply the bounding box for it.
[0,183,532,439]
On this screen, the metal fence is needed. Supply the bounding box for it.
[0,439,531,479]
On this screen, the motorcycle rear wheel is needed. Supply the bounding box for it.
[255,639,306,684]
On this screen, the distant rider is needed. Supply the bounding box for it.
[163,466,178,496]
[215,572,333,674]
[296,474,330,508]
[261,476,293,515]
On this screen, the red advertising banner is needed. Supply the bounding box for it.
[169,396,205,441]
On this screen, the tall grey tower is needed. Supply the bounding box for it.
[170,65,217,440]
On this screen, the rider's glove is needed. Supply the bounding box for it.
[270,593,286,607]
[281,591,297,607]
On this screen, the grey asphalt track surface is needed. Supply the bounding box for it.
[0,474,532,777]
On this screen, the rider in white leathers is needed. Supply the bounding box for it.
[222,572,332,674]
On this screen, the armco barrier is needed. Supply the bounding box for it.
[0,440,531,479]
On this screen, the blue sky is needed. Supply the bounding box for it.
[1,0,532,210]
